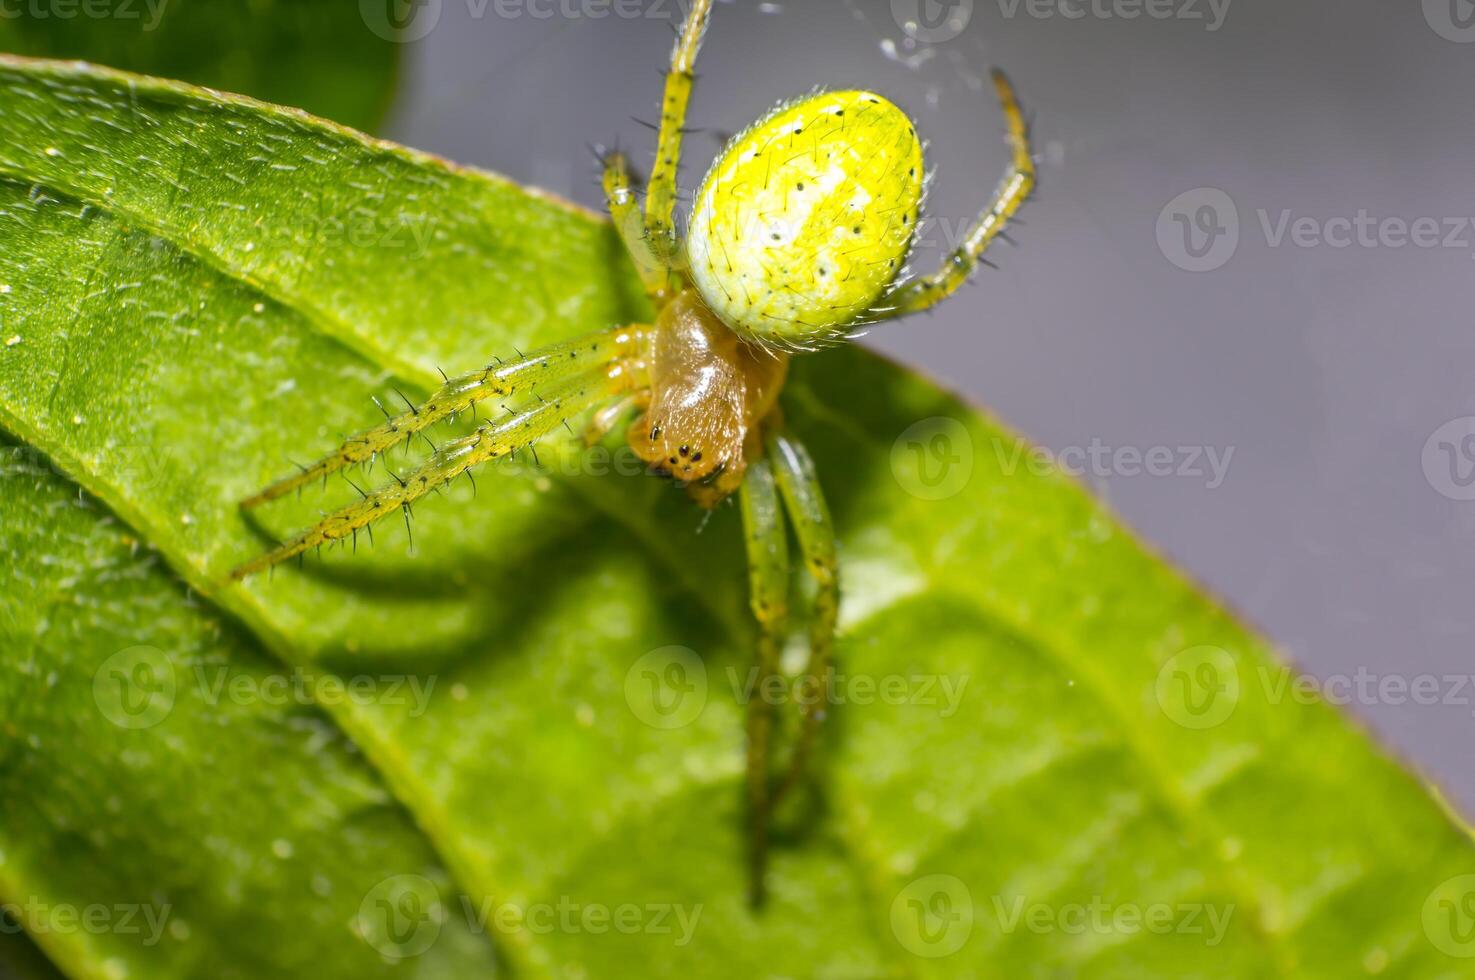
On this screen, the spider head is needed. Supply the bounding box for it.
[685,90,924,352]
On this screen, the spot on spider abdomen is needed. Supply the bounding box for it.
[686,90,924,350]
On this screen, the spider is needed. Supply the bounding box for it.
[231,0,1035,904]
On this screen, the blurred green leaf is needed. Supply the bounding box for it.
[0,0,397,131]
[1,56,1473,979]
[0,920,67,980]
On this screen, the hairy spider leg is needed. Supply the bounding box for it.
[738,454,791,907]
[767,429,839,807]
[643,0,713,266]
[231,368,639,579]
[240,325,649,508]
[869,70,1036,319]
[601,150,676,301]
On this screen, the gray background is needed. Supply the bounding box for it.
[381,0,1475,810]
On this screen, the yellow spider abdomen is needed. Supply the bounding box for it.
[686,91,924,350]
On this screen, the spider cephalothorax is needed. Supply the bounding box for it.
[233,0,1035,904]
[626,291,787,505]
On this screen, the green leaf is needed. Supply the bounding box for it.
[1,439,501,978]
[0,0,397,132]
[0,920,67,980]
[1,55,1472,978]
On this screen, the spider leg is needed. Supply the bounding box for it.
[240,326,649,508]
[601,150,678,302]
[583,392,647,447]
[866,70,1036,320]
[231,370,637,579]
[738,453,790,907]
[643,0,713,267]
[766,429,838,807]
